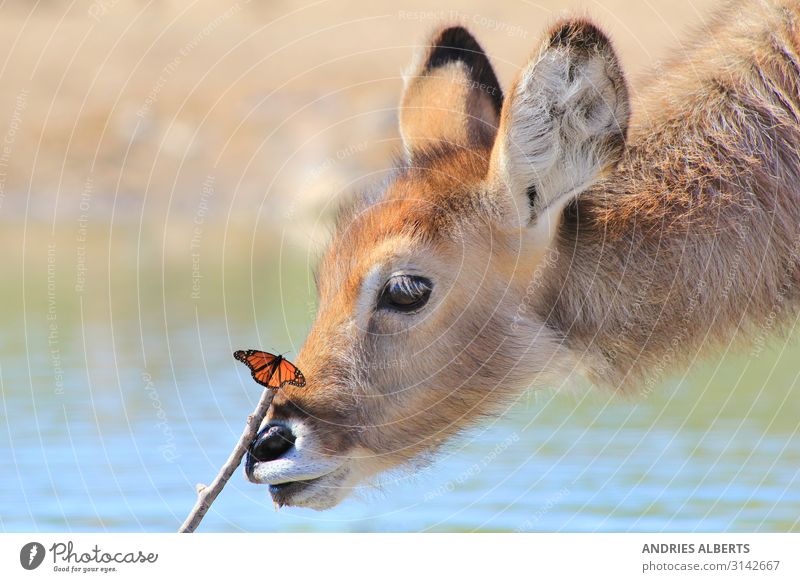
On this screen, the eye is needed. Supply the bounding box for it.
[378,275,433,313]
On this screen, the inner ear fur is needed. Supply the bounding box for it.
[488,18,630,231]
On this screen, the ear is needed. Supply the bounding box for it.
[488,19,630,238]
[400,26,503,156]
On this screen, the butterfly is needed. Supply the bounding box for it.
[233,350,306,389]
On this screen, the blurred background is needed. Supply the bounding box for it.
[1,0,799,532]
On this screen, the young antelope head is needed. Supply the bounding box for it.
[246,20,630,509]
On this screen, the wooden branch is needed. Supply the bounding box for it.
[178,387,275,533]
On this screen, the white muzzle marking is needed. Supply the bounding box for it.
[250,420,343,485]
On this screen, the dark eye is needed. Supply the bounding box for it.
[378,275,433,313]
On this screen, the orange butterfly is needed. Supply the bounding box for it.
[234,350,306,389]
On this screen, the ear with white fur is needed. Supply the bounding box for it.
[488,19,630,239]
[400,26,503,157]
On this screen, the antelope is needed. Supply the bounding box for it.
[245,0,800,510]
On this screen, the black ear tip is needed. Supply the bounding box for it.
[426,25,485,70]
[423,25,503,113]
[432,26,480,50]
[548,19,611,52]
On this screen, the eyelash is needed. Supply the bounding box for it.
[377,275,433,313]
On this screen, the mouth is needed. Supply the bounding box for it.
[267,476,322,506]
[260,465,350,509]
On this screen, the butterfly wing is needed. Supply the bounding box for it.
[274,358,306,388]
[234,350,306,389]
[234,349,280,388]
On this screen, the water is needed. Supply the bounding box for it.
[1,224,799,532]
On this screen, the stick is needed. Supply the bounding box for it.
[178,388,275,533]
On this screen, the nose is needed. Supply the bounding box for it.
[249,423,296,463]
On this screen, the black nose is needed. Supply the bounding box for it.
[249,424,296,463]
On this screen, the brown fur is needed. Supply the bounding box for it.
[545,0,800,390]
